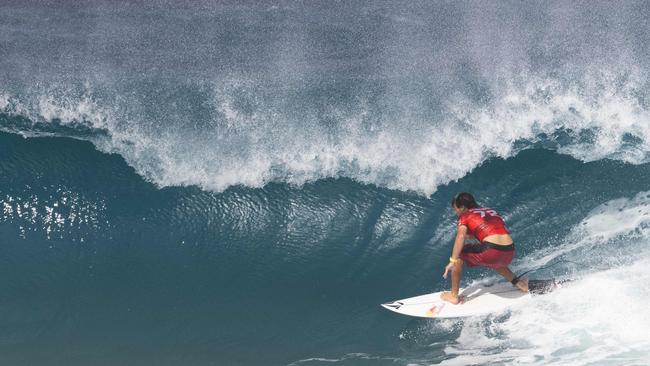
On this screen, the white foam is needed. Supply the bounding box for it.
[36,94,110,130]
[520,190,650,271]
[1,70,649,194]
[0,93,9,111]
[440,259,650,365]
[158,71,649,194]
[578,191,650,241]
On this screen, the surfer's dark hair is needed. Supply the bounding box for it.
[451,192,479,209]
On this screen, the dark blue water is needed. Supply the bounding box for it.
[2,1,650,365]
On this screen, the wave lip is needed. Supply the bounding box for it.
[2,70,650,195]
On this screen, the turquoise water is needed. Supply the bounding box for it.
[2,1,650,365]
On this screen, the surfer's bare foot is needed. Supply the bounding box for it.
[440,291,461,304]
[516,277,529,292]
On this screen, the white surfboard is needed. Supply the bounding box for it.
[381,279,559,318]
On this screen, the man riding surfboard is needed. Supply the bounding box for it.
[441,192,529,304]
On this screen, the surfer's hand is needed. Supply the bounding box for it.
[443,262,454,279]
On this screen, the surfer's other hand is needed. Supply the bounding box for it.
[443,262,454,279]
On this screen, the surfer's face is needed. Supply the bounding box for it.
[452,203,465,216]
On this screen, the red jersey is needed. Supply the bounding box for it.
[458,208,509,242]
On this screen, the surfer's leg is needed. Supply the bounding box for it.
[495,267,529,292]
[441,260,463,304]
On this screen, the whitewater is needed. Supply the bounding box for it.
[1,1,650,365]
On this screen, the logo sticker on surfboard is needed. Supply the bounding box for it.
[425,303,445,317]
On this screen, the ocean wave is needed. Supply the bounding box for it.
[1,70,649,195]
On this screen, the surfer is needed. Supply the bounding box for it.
[441,192,528,304]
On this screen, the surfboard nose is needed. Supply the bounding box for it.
[381,301,403,310]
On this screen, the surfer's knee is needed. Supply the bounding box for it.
[495,266,515,281]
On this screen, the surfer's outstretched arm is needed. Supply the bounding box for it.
[443,224,467,279]
[441,225,467,304]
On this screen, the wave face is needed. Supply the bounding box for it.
[2,1,650,365]
[3,133,650,366]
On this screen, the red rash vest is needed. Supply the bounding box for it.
[457,208,509,242]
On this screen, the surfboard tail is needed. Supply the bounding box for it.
[528,279,561,295]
